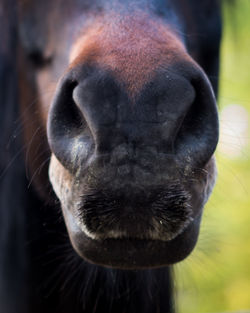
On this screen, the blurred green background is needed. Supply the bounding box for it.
[176,1,250,312]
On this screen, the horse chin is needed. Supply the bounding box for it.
[61,206,202,269]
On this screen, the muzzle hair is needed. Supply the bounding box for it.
[76,184,193,242]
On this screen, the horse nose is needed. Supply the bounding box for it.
[47,64,218,172]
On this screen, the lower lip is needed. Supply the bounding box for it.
[65,210,202,269]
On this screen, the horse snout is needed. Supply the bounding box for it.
[47,61,218,268]
[48,63,218,176]
[47,20,219,267]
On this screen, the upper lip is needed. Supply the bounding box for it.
[74,185,193,242]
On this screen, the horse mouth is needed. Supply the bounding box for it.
[49,155,216,269]
[60,185,202,269]
[76,186,193,242]
[63,208,201,269]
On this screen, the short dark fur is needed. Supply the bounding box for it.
[0,0,223,312]
[80,185,191,240]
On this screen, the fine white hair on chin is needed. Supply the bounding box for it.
[77,220,99,240]
[77,214,194,242]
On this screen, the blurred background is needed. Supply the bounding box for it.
[176,1,250,312]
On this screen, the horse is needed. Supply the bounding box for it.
[0,0,222,312]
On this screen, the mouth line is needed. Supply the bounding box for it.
[76,213,195,242]
[77,213,198,245]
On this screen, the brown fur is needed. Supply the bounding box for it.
[18,48,51,199]
[70,12,189,99]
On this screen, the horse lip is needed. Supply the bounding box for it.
[74,184,193,241]
[75,209,194,242]
[62,208,202,269]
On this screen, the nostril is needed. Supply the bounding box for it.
[71,73,121,154]
[175,71,219,167]
[49,77,85,130]
[47,77,95,172]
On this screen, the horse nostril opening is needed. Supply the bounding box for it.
[175,72,219,167]
[47,77,95,172]
[49,79,82,130]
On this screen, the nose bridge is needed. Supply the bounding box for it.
[72,71,195,154]
[67,14,196,153]
[69,13,187,99]
[70,18,193,144]
[48,12,218,174]
[72,81,158,152]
